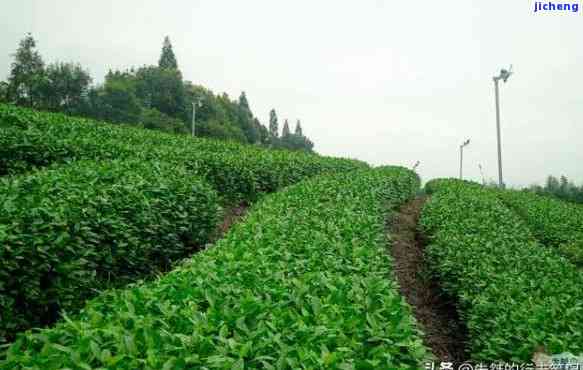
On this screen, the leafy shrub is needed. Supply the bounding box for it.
[0,159,220,342]
[1,166,429,369]
[0,104,367,203]
[421,179,583,361]
[0,127,75,175]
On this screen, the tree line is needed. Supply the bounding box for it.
[0,34,314,152]
[526,175,583,204]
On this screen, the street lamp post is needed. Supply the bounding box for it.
[493,65,513,188]
[459,139,470,180]
[192,98,202,137]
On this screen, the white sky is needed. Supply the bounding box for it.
[1,0,582,187]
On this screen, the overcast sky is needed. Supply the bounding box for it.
[1,0,582,186]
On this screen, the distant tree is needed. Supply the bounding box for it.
[0,34,307,149]
[528,174,583,204]
[7,33,46,107]
[93,78,142,124]
[141,107,187,134]
[238,91,250,112]
[184,82,222,123]
[294,119,303,136]
[158,36,178,70]
[0,81,8,103]
[255,118,269,145]
[134,66,186,120]
[197,119,247,143]
[269,109,279,138]
[282,119,291,137]
[182,82,266,143]
[296,134,315,152]
[40,62,92,114]
[559,175,569,194]
[218,92,257,143]
[277,132,314,152]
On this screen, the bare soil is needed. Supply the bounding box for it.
[388,196,468,362]
[217,203,248,238]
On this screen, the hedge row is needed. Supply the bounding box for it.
[1,166,429,369]
[421,179,583,361]
[0,104,367,202]
[0,160,220,342]
[498,189,583,265]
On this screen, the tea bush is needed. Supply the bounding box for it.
[0,160,220,342]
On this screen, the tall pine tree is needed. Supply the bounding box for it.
[294,119,303,136]
[282,119,290,137]
[269,109,279,138]
[158,36,178,69]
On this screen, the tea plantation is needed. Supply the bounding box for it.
[497,189,583,265]
[422,179,583,361]
[0,105,367,343]
[0,104,367,204]
[1,105,582,368]
[2,167,428,369]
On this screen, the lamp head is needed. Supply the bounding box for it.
[499,64,513,83]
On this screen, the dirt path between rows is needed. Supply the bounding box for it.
[218,203,248,237]
[388,196,467,362]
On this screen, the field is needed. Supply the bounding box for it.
[422,179,583,361]
[1,105,582,368]
[497,189,583,265]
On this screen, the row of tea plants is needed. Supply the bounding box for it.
[421,179,583,361]
[0,160,220,341]
[497,189,583,265]
[0,104,367,204]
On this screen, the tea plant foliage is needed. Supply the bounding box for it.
[0,159,220,342]
[421,179,583,361]
[497,189,583,265]
[1,167,429,369]
[0,104,367,203]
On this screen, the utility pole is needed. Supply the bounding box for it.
[459,139,470,180]
[192,98,202,137]
[493,65,513,188]
[478,164,486,186]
